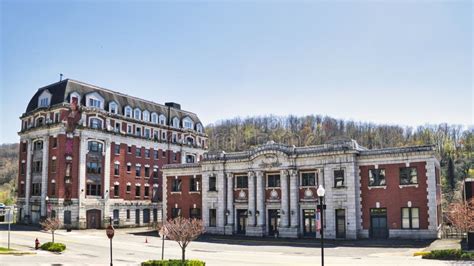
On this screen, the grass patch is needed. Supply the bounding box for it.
[142,259,205,266]
[40,242,66,253]
[422,249,474,261]
[0,247,15,253]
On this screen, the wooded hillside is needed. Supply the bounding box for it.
[0,143,18,205]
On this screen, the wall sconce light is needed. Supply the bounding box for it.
[248,210,252,216]
[81,189,84,192]
[255,210,260,217]
[225,210,230,216]
[291,210,295,216]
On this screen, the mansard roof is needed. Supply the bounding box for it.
[24,79,202,124]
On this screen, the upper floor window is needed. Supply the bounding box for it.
[86,92,104,109]
[69,92,81,105]
[134,108,141,120]
[369,169,386,186]
[33,140,43,151]
[89,98,102,108]
[86,162,102,174]
[196,123,203,133]
[33,161,42,173]
[143,111,150,121]
[172,178,182,192]
[135,165,141,177]
[209,176,217,191]
[183,117,193,129]
[334,170,345,187]
[124,106,132,117]
[400,167,418,185]
[159,114,167,125]
[88,141,103,153]
[135,147,141,157]
[35,117,44,127]
[90,118,103,129]
[190,177,199,191]
[151,113,158,124]
[109,102,118,114]
[172,117,180,128]
[39,98,49,107]
[267,174,281,188]
[38,90,52,108]
[186,154,195,163]
[236,175,248,189]
[301,172,316,186]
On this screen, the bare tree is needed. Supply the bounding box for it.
[163,217,205,262]
[446,198,474,233]
[40,217,62,243]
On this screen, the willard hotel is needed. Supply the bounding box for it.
[18,80,441,240]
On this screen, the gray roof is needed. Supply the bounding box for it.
[24,79,202,125]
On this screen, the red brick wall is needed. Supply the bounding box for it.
[18,142,27,196]
[166,175,202,219]
[360,162,429,230]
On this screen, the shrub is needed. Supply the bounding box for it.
[40,242,66,252]
[422,249,474,261]
[141,259,205,266]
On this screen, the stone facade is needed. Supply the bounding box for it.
[163,140,441,239]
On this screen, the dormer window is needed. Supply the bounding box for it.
[159,114,166,125]
[109,102,118,114]
[89,99,101,108]
[39,98,49,107]
[151,113,158,124]
[69,92,81,105]
[124,106,132,118]
[85,92,104,109]
[183,117,193,129]
[37,90,52,108]
[134,108,141,120]
[196,123,203,133]
[143,110,150,122]
[172,117,180,128]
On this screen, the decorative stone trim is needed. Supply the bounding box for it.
[368,185,387,190]
[399,184,419,189]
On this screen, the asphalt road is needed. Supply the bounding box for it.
[0,225,465,266]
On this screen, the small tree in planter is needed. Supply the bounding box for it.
[40,217,62,243]
[447,198,474,249]
[163,217,205,262]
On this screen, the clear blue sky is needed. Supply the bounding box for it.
[1,0,472,144]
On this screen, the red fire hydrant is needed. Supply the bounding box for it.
[35,238,40,250]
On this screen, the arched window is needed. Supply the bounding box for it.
[151,112,158,124]
[35,116,45,127]
[70,92,81,105]
[88,141,103,153]
[143,110,150,121]
[182,117,194,130]
[196,123,203,133]
[33,140,43,151]
[124,106,132,118]
[89,117,103,129]
[109,101,118,114]
[134,108,141,120]
[159,114,166,125]
[172,117,180,128]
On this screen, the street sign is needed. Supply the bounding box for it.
[106,225,115,239]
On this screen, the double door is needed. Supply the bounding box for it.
[268,209,280,236]
[237,210,247,234]
[370,208,388,239]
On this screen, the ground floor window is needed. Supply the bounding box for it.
[153,208,158,222]
[209,209,217,227]
[126,209,130,220]
[113,209,119,226]
[143,209,150,224]
[401,207,420,229]
[64,210,72,225]
[171,208,181,219]
[190,208,201,219]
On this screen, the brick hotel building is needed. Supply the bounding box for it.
[17,79,207,229]
[18,80,441,239]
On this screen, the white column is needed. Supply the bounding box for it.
[24,139,32,219]
[162,174,168,222]
[217,172,225,228]
[78,136,88,228]
[40,136,49,217]
[280,169,289,227]
[103,139,111,220]
[226,173,234,225]
[256,171,265,227]
[289,169,299,227]
[201,173,209,227]
[247,171,256,226]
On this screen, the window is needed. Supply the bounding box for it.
[196,123,203,133]
[50,182,56,196]
[54,113,60,123]
[369,169,386,186]
[172,178,182,192]
[143,209,150,223]
[172,117,180,128]
[51,159,56,173]
[267,174,281,188]
[162,150,167,157]
[400,167,418,185]
[135,186,141,197]
[114,144,120,154]
[52,137,58,148]
[209,209,217,227]
[126,209,131,220]
[144,128,150,138]
[20,183,25,196]
[236,175,248,188]
[22,142,27,152]
[402,207,420,229]
[126,184,131,193]
[162,132,166,140]
[126,164,131,172]
[159,115,166,125]
[186,154,195,163]
[114,184,119,197]
[143,111,150,121]
[34,141,43,151]
[114,164,120,176]
[302,172,316,186]
[64,210,72,225]
[115,122,120,133]
[334,170,345,187]
[190,177,199,191]
[145,149,150,158]
[20,162,25,175]
[135,165,141,177]
[134,109,141,120]
[113,209,119,226]
[183,117,193,129]
[89,98,101,108]
[151,113,158,123]
[144,166,150,177]
[144,186,150,197]
[109,102,117,114]
[135,147,141,157]
[154,150,159,160]
[125,106,132,117]
[127,125,132,134]
[39,97,49,107]
[173,152,178,162]
[190,208,201,219]
[32,183,41,196]
[136,127,141,136]
[88,141,103,153]
[171,208,181,219]
[90,118,103,129]
[209,176,217,191]
[86,162,102,174]
[33,161,42,173]
[153,168,158,179]
[86,184,101,196]
[127,146,132,153]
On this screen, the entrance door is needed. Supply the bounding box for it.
[303,209,316,237]
[370,208,388,239]
[336,209,346,238]
[86,209,101,229]
[268,209,280,236]
[236,210,247,234]
[135,209,140,225]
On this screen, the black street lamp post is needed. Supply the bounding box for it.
[317,185,326,266]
